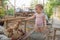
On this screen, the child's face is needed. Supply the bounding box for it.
[35,6,43,14]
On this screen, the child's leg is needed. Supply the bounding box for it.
[38,27,44,32]
[34,26,39,32]
[39,26,48,32]
[34,26,43,32]
[34,25,45,32]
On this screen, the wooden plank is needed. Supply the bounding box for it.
[0,17,26,22]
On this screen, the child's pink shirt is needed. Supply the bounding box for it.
[34,13,45,27]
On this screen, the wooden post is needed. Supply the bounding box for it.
[24,20,27,33]
[53,28,60,40]
[14,0,16,17]
[4,21,8,29]
[53,28,56,40]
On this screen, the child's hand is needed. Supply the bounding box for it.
[24,18,28,21]
[24,19,27,21]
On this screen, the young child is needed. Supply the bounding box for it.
[25,4,47,32]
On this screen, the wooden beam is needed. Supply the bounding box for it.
[14,0,16,17]
[0,17,26,22]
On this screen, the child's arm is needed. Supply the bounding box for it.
[43,16,48,31]
[25,15,35,20]
[43,16,47,26]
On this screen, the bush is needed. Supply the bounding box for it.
[0,8,5,18]
[7,8,14,16]
[44,0,60,19]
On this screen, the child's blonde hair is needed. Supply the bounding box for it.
[36,4,43,9]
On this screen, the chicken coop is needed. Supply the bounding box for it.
[0,0,60,40]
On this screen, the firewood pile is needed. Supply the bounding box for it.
[15,12,34,17]
[0,15,35,40]
[4,20,25,40]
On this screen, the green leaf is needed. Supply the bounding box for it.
[0,8,5,17]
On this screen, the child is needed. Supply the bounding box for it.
[25,4,47,32]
